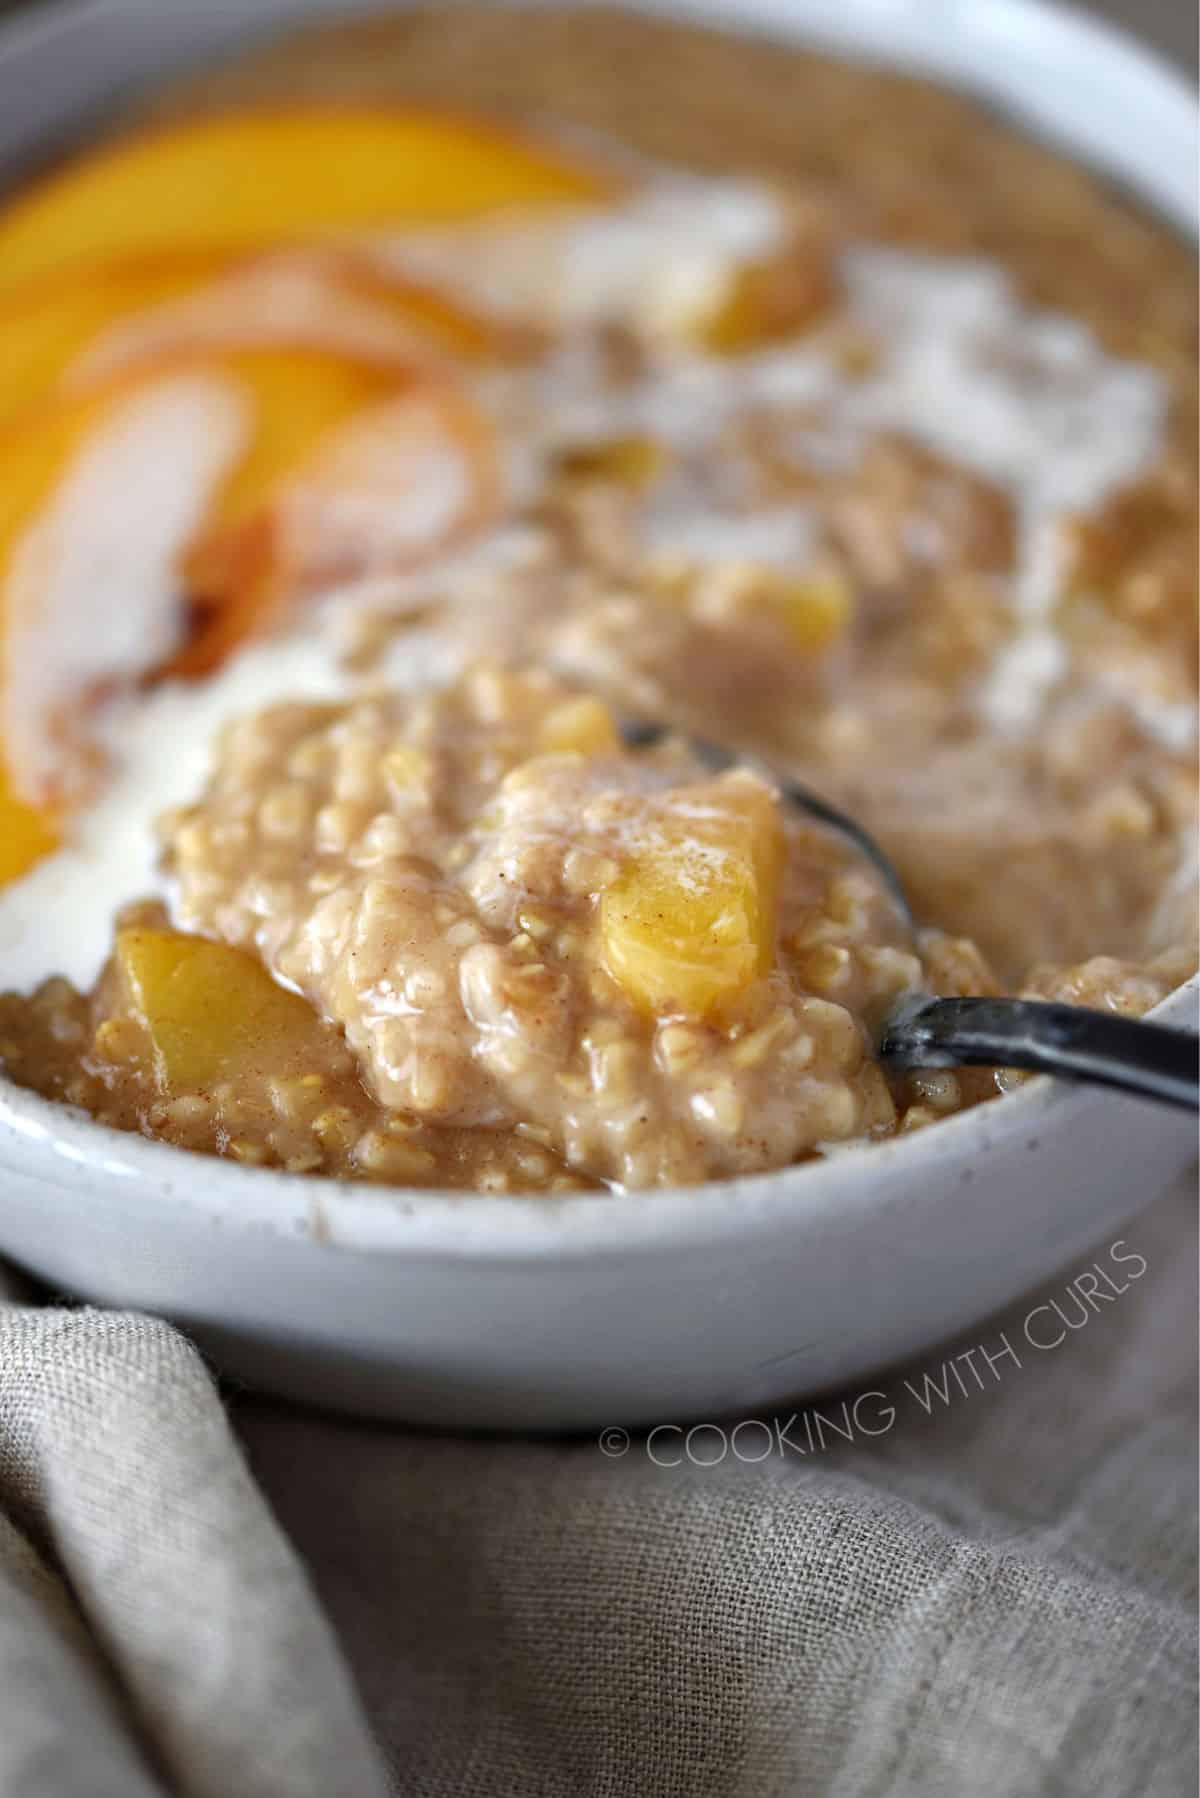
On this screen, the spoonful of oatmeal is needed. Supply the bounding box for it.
[619,720,1199,1113]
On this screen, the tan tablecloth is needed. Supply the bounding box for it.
[0,1172,1194,1797]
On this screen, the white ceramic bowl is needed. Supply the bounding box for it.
[0,0,1195,1428]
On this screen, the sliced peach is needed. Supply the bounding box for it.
[0,368,251,804]
[195,346,404,524]
[114,925,332,1092]
[0,105,611,291]
[0,383,107,573]
[169,362,500,676]
[0,385,119,813]
[600,773,785,1019]
[0,345,496,799]
[0,251,228,428]
[0,764,57,887]
[66,252,501,386]
[0,248,499,431]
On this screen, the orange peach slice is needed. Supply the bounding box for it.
[0,248,498,430]
[171,366,500,676]
[0,764,57,887]
[0,105,611,291]
[72,252,499,387]
[0,344,496,801]
[0,368,251,807]
[0,251,228,428]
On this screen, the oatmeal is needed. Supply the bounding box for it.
[1,898,590,1191]
[158,669,925,1185]
[0,8,1194,1191]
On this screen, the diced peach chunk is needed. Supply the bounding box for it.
[115,926,330,1092]
[600,774,784,1018]
[694,245,836,354]
[645,555,852,656]
[770,566,853,652]
[537,695,620,757]
[552,435,665,490]
[0,106,611,291]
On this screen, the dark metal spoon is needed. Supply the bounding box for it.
[619,720,1199,1112]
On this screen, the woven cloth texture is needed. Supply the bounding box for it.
[0,1172,1195,1797]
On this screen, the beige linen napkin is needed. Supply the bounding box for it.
[0,1273,389,1798]
[1,1173,1195,1798]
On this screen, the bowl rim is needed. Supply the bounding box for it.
[0,0,1195,1257]
[2,979,1194,1259]
[1,0,1196,229]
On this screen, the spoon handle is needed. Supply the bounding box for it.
[878,994,1199,1112]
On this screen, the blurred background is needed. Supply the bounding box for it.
[1073,0,1195,68]
[0,0,1195,73]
